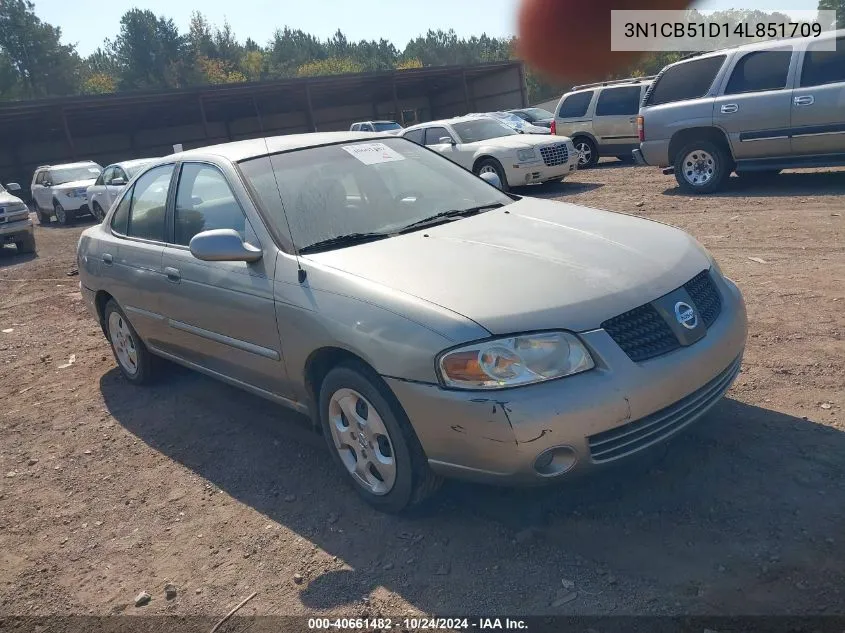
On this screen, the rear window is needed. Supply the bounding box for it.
[558,91,594,118]
[724,48,792,95]
[800,36,845,87]
[646,55,726,106]
[595,86,642,116]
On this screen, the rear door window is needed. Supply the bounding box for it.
[724,48,793,94]
[558,91,594,118]
[800,36,845,87]
[595,86,642,116]
[646,55,727,106]
[126,164,174,242]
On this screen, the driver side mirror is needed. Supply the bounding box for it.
[480,171,503,190]
[189,229,262,263]
[439,136,456,146]
[111,177,126,186]
[5,183,21,192]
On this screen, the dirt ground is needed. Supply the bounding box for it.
[1,163,843,622]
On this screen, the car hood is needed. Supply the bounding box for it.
[466,135,563,150]
[306,198,711,334]
[0,192,24,205]
[54,179,97,190]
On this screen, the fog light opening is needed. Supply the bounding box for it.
[533,446,577,477]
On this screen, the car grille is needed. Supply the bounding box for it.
[684,269,722,328]
[602,270,723,363]
[587,354,742,463]
[539,143,570,166]
[601,304,680,362]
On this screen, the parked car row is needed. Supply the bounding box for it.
[549,28,845,193]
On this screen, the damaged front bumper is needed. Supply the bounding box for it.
[385,276,747,485]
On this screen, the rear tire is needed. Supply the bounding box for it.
[573,137,599,169]
[104,300,154,384]
[14,233,36,254]
[473,158,509,192]
[673,140,730,194]
[318,361,441,513]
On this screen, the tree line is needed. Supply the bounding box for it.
[1,0,841,106]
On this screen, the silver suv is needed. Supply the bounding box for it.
[553,77,654,168]
[635,29,845,193]
[31,161,103,224]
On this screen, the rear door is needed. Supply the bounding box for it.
[98,164,174,347]
[554,90,595,138]
[592,86,642,150]
[157,161,283,394]
[791,34,845,156]
[713,46,795,159]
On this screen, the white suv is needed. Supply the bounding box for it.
[31,161,103,225]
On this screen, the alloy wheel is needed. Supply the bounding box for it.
[682,150,716,187]
[327,388,397,495]
[108,311,139,376]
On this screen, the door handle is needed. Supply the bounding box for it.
[720,104,739,114]
[794,95,814,106]
[102,253,113,265]
[164,267,181,282]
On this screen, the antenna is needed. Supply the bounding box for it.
[261,135,307,284]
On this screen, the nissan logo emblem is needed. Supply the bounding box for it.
[674,301,698,330]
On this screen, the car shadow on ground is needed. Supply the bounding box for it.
[100,364,845,614]
[0,245,37,267]
[517,180,604,199]
[663,170,845,199]
[37,216,98,230]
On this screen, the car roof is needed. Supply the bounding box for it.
[39,161,99,170]
[169,132,396,163]
[109,158,159,170]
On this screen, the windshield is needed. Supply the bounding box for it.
[238,137,512,252]
[373,122,402,131]
[492,112,528,128]
[524,108,554,120]
[451,119,518,142]
[51,165,102,184]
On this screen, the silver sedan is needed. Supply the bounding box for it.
[77,132,747,513]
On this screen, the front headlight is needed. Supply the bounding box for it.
[517,148,537,162]
[437,331,594,390]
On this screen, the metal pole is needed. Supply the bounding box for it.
[305,82,317,132]
[252,95,264,134]
[60,108,76,160]
[198,95,210,139]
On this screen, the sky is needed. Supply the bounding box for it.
[32,0,822,57]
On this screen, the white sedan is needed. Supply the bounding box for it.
[87,158,158,221]
[401,117,577,190]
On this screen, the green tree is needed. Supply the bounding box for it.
[297,56,363,77]
[0,0,80,99]
[818,0,845,28]
[114,9,188,90]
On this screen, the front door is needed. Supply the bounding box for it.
[157,161,285,395]
[591,85,642,151]
[713,46,795,159]
[105,166,130,207]
[31,171,50,210]
[791,35,845,156]
[423,126,472,170]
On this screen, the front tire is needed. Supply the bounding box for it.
[319,362,441,513]
[474,158,509,192]
[54,201,74,225]
[104,300,153,384]
[673,141,730,194]
[92,202,105,222]
[15,233,36,254]
[573,137,599,169]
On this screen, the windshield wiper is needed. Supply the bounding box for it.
[299,232,389,254]
[397,203,504,234]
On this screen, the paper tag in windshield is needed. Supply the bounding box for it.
[342,143,405,165]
